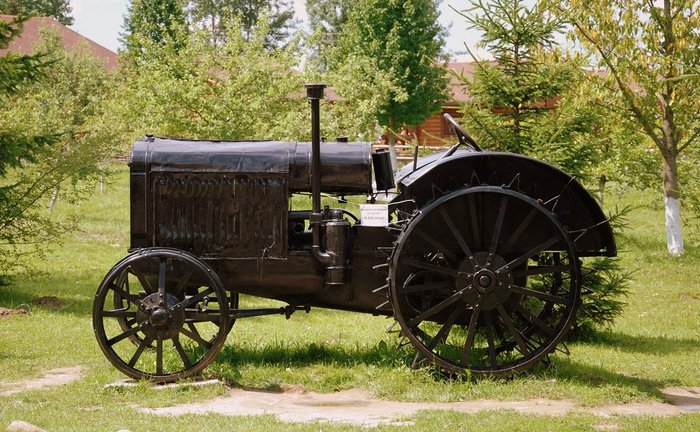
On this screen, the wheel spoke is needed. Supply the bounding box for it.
[497,236,560,274]
[158,258,167,297]
[414,227,459,262]
[173,336,192,369]
[128,336,152,367]
[509,284,572,305]
[484,310,497,368]
[501,207,538,253]
[425,305,463,350]
[402,257,467,280]
[156,339,163,375]
[180,325,213,350]
[398,281,452,294]
[130,265,155,294]
[513,303,556,336]
[102,309,137,319]
[109,281,140,304]
[176,287,215,309]
[460,305,481,365]
[494,300,530,355]
[408,289,467,328]
[489,196,508,255]
[108,325,142,346]
[468,193,481,249]
[439,206,475,262]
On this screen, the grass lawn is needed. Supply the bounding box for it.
[1,164,699,431]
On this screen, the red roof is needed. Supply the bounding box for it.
[0,15,119,70]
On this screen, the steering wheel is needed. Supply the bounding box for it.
[443,113,482,156]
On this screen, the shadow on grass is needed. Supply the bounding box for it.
[552,358,667,399]
[214,339,415,370]
[212,338,670,400]
[580,330,700,355]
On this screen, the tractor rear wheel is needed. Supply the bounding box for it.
[389,186,580,375]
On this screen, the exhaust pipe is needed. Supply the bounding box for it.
[305,84,334,265]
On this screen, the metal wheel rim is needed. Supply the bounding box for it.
[389,186,580,375]
[93,248,230,382]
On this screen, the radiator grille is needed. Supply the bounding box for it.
[152,173,288,258]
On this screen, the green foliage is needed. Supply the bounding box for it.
[121,0,188,63]
[0,16,54,176]
[188,0,296,47]
[0,0,73,25]
[333,0,448,130]
[310,54,401,141]
[0,29,120,274]
[115,20,306,142]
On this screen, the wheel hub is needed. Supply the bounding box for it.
[457,252,513,310]
[474,270,495,292]
[137,293,186,340]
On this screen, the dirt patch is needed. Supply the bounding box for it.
[0,366,82,396]
[31,296,65,309]
[661,387,700,411]
[141,386,700,426]
[0,307,29,320]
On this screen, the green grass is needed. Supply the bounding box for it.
[1,166,699,431]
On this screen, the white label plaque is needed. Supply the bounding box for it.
[359,204,389,227]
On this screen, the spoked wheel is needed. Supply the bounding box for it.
[389,186,581,376]
[93,248,230,382]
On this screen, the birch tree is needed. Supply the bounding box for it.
[562,0,700,255]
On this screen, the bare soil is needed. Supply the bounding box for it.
[31,296,65,309]
[0,367,82,396]
[0,307,28,320]
[141,385,700,427]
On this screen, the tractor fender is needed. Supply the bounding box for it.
[394,151,616,257]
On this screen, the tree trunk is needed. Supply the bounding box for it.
[662,153,684,255]
[597,174,606,204]
[48,186,59,213]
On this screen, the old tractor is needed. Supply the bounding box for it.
[93,84,615,382]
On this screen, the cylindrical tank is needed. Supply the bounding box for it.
[130,138,373,195]
[289,141,372,194]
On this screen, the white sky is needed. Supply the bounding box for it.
[69,0,485,61]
